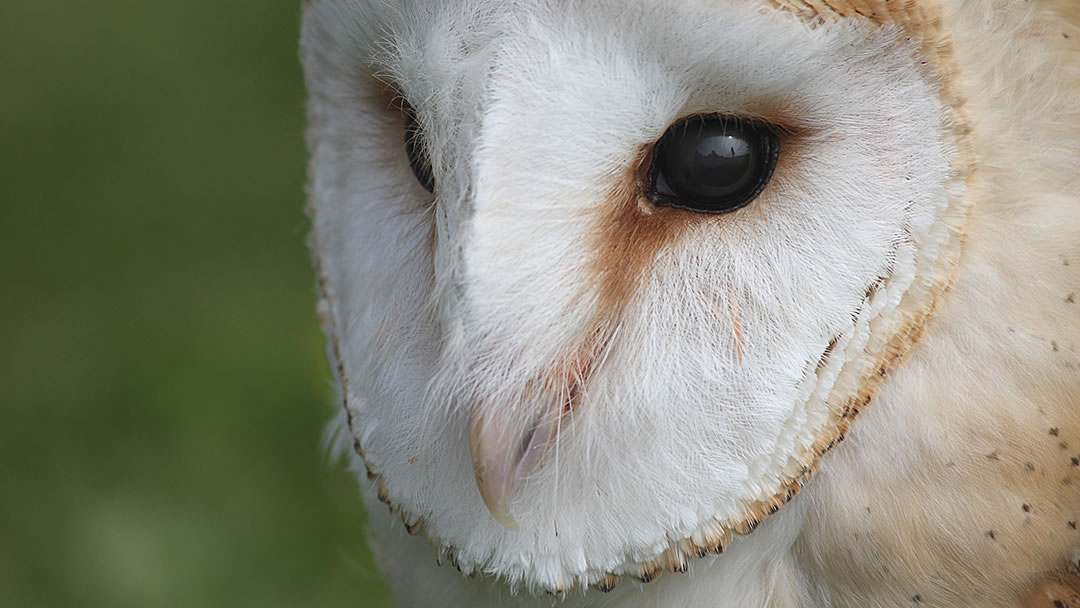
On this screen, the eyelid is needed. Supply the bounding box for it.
[402,102,436,193]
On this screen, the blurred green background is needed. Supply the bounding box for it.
[1,1,391,606]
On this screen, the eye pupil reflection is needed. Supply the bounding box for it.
[650,116,779,214]
[685,134,752,191]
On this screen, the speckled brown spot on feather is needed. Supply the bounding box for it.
[595,573,618,592]
[1023,570,1080,608]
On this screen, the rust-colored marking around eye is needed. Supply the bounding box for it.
[588,147,691,323]
[586,118,805,328]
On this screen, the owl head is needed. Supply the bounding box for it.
[302,0,972,594]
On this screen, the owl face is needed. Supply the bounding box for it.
[303,0,971,593]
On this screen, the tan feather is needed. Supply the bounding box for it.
[794,1,1080,606]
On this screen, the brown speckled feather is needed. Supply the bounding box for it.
[1023,569,1080,608]
[794,1,1080,606]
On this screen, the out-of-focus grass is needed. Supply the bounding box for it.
[0,1,391,606]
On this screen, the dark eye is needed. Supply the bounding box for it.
[648,116,779,214]
[404,106,435,193]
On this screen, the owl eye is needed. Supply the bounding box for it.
[404,107,435,193]
[648,116,779,214]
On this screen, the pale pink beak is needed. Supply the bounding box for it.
[468,340,601,530]
[469,398,562,531]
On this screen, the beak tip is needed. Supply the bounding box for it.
[491,507,520,532]
[475,476,521,531]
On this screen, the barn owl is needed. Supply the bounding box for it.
[301,0,1080,605]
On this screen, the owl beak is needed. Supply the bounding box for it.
[469,399,561,532]
[468,336,603,530]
